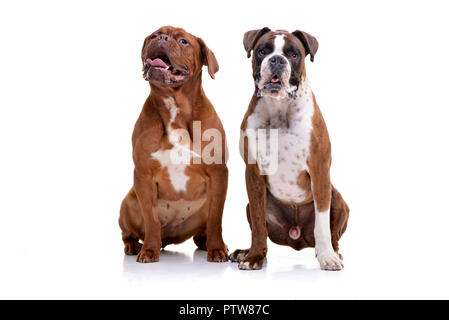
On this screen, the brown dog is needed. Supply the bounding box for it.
[230,28,349,271]
[119,26,229,263]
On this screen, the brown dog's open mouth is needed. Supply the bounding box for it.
[143,54,188,83]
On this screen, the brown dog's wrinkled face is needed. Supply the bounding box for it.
[141,26,218,87]
[243,28,318,99]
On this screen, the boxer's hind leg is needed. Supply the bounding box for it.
[265,194,297,247]
[119,187,144,255]
[263,194,311,251]
[330,186,350,260]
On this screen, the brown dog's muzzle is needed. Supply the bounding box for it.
[143,37,189,84]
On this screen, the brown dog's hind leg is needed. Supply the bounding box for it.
[119,188,145,256]
[122,234,142,255]
[193,235,208,251]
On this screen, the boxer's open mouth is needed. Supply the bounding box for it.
[143,55,188,83]
[263,76,283,92]
[270,76,280,83]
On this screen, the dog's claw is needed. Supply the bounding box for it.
[229,249,249,262]
[316,249,344,271]
[207,247,229,262]
[237,252,265,270]
[230,249,265,270]
[136,248,160,263]
[238,255,265,270]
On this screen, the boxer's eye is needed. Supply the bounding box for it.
[258,50,266,57]
[290,53,298,59]
[179,39,188,45]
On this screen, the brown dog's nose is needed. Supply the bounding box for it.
[158,34,170,41]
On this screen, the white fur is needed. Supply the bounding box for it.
[245,78,315,203]
[151,97,191,193]
[314,206,344,271]
[238,260,263,270]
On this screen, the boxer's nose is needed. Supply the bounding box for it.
[269,55,287,66]
[158,34,170,41]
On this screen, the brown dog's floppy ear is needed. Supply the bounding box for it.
[292,30,319,62]
[243,27,271,58]
[197,37,219,79]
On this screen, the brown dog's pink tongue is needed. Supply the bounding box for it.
[151,58,168,68]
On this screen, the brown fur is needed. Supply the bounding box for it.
[119,26,228,263]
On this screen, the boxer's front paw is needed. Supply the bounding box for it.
[136,248,160,263]
[238,252,265,270]
[316,248,344,271]
[229,249,249,262]
[207,246,229,262]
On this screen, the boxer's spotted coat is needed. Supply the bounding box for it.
[119,26,228,263]
[231,28,349,271]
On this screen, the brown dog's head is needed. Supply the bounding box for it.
[243,28,318,99]
[141,26,219,87]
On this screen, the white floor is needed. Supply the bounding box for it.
[1,227,448,299]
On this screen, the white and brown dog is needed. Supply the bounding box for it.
[231,28,349,271]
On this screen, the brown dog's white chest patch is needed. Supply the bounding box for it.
[151,97,200,193]
[245,78,315,203]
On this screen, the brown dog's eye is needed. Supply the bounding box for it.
[179,39,188,45]
[259,50,266,57]
[291,53,298,59]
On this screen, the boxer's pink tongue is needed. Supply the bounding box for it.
[151,58,168,68]
[271,77,280,83]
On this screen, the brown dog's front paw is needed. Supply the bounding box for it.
[238,253,265,270]
[136,248,160,263]
[229,249,250,263]
[207,246,229,263]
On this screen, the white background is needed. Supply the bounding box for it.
[1,0,449,299]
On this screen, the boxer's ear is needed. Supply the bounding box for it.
[292,30,319,62]
[243,27,271,58]
[197,38,219,79]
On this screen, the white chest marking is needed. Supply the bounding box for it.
[245,78,315,203]
[151,97,191,193]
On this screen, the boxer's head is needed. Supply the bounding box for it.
[243,28,318,99]
[142,26,218,87]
